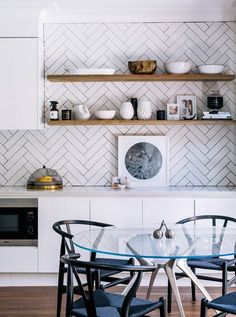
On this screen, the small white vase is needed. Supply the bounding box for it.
[73,104,90,120]
[120,101,134,120]
[137,101,152,120]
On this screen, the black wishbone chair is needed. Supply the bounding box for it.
[61,253,167,317]
[200,292,236,317]
[167,215,236,313]
[53,220,135,317]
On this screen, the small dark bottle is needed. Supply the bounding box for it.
[49,101,59,120]
[130,98,138,119]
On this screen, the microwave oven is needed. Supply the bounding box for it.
[0,198,38,246]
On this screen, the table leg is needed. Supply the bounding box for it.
[164,258,186,317]
[176,258,212,301]
[146,266,160,299]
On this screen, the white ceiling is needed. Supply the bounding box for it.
[54,0,236,10]
[0,0,236,21]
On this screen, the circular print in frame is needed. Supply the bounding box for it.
[125,142,163,180]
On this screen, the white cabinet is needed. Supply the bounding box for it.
[195,198,236,225]
[90,197,142,226]
[0,38,41,129]
[0,247,37,273]
[38,197,89,272]
[143,198,194,224]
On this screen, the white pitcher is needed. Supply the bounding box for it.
[120,101,134,120]
[137,101,152,120]
[73,104,90,120]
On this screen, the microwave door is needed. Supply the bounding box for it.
[0,212,20,239]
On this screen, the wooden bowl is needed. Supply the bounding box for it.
[128,60,157,74]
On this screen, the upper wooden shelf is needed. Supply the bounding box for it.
[47,74,235,82]
[47,119,236,126]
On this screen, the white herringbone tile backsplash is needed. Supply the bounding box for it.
[0,22,236,187]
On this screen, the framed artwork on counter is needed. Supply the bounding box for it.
[118,135,169,187]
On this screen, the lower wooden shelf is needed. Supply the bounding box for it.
[47,119,236,126]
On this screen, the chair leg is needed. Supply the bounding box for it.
[222,263,227,295]
[191,267,196,301]
[167,280,172,313]
[200,298,208,317]
[159,297,167,317]
[57,261,65,317]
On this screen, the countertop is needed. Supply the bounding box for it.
[0,186,235,198]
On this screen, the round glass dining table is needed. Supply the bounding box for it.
[73,223,236,317]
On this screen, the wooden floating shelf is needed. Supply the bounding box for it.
[47,119,236,126]
[47,74,235,82]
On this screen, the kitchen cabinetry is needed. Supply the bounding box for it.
[143,198,195,224]
[38,197,89,272]
[195,198,236,225]
[0,247,37,273]
[90,197,142,226]
[0,38,41,129]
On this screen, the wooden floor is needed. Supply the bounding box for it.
[0,286,234,317]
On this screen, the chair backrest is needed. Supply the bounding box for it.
[52,220,113,258]
[61,253,156,317]
[177,215,236,227]
[177,215,236,252]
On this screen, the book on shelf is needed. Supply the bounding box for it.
[202,111,232,120]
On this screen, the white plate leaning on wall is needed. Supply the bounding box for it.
[118,135,169,187]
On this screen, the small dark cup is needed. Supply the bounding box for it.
[61,109,72,120]
[157,110,166,120]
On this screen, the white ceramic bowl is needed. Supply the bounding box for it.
[126,181,136,189]
[164,62,191,74]
[95,110,116,120]
[196,64,225,74]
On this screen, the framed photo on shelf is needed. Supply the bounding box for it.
[166,103,179,120]
[118,135,169,187]
[176,95,197,120]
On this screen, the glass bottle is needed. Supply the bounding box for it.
[49,101,59,120]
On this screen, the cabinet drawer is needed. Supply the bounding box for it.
[0,247,38,272]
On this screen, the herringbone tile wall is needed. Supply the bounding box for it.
[1,22,236,187]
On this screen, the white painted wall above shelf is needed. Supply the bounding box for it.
[47,74,235,82]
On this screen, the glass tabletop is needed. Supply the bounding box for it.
[72,224,236,259]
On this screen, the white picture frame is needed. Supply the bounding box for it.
[118,135,169,187]
[176,95,197,120]
[166,103,180,120]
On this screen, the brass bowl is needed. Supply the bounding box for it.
[128,60,157,74]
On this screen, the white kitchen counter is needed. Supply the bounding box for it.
[0,186,235,198]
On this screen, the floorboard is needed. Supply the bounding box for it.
[0,286,234,316]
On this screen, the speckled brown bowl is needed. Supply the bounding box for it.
[128,60,157,74]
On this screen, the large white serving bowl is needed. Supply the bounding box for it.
[164,61,191,74]
[95,110,116,120]
[196,64,225,74]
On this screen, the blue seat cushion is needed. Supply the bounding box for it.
[207,292,236,314]
[187,258,236,270]
[107,292,163,317]
[71,306,121,317]
[71,289,162,317]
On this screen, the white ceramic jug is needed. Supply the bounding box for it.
[73,104,90,120]
[120,101,134,120]
[137,101,152,120]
